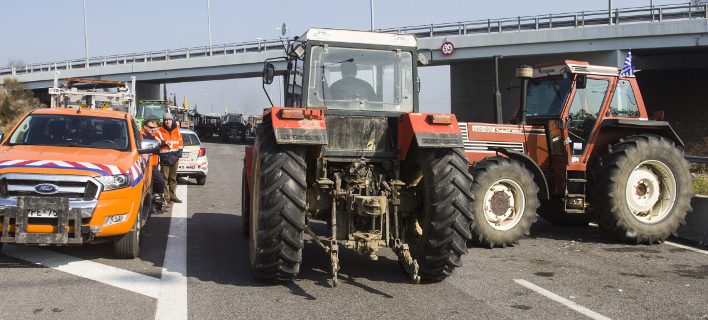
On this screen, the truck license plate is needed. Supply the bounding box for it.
[27,209,58,218]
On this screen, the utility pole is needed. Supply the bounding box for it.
[83,0,89,67]
[370,0,375,31]
[207,0,212,55]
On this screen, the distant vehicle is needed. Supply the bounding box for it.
[221,113,248,143]
[177,128,208,185]
[246,115,262,136]
[168,105,191,129]
[192,112,221,139]
[136,100,169,128]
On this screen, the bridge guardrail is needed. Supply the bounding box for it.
[1,3,706,77]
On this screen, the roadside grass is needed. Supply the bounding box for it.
[693,174,708,196]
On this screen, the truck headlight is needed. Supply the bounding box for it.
[96,173,131,191]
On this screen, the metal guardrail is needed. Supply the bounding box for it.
[685,156,708,164]
[379,3,707,39]
[1,3,706,77]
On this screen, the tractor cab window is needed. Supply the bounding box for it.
[566,78,609,156]
[307,46,413,112]
[609,80,640,118]
[525,77,572,117]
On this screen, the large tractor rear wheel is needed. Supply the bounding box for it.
[401,147,473,281]
[593,134,694,244]
[468,157,538,248]
[241,166,250,239]
[537,197,593,227]
[250,117,306,281]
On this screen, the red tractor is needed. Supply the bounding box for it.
[242,28,473,285]
[459,60,693,247]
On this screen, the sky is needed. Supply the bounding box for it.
[0,0,679,116]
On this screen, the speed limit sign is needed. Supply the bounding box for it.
[441,42,454,55]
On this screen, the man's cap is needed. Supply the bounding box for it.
[163,113,173,120]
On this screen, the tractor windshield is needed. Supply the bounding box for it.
[525,77,572,117]
[137,102,168,119]
[306,46,414,112]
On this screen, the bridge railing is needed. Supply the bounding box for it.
[0,38,287,77]
[379,3,707,38]
[1,3,706,78]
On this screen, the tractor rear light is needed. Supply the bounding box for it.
[198,147,206,157]
[280,109,305,120]
[429,114,453,125]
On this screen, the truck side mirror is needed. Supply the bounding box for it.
[576,74,587,89]
[263,63,275,85]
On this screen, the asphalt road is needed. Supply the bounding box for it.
[1,136,707,320]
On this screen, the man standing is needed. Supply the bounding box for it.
[141,120,169,211]
[157,113,184,204]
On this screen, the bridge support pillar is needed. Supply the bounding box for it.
[135,82,161,102]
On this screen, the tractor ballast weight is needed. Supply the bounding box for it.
[243,28,473,286]
[458,60,693,246]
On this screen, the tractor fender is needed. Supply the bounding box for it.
[270,107,328,145]
[600,119,684,146]
[244,146,254,192]
[488,147,550,201]
[398,113,464,160]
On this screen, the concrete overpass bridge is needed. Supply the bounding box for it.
[2,3,707,121]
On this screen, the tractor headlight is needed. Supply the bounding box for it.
[96,173,131,191]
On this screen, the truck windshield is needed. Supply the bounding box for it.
[525,77,572,117]
[6,114,131,151]
[137,102,167,118]
[307,46,414,112]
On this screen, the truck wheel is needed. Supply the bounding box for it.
[401,147,473,281]
[468,157,538,248]
[196,175,207,185]
[114,203,143,259]
[250,117,306,281]
[593,134,694,244]
[537,197,592,227]
[241,130,247,143]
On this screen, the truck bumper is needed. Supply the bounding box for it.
[1,196,93,245]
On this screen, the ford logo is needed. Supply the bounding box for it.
[34,183,59,195]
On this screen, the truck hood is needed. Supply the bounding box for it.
[0,145,134,176]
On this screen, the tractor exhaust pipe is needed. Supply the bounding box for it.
[516,65,533,126]
[493,55,503,124]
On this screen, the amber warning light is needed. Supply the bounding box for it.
[280,109,305,120]
[429,114,453,125]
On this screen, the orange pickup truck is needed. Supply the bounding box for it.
[0,107,159,258]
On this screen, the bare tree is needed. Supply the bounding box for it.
[5,59,26,69]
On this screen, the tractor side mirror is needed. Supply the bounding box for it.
[263,63,275,85]
[576,74,587,90]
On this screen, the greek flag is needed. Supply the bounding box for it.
[620,49,634,78]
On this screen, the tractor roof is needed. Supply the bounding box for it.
[297,28,417,48]
[532,60,628,78]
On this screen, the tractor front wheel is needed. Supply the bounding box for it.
[593,134,694,244]
[401,147,473,281]
[249,117,306,281]
[468,157,538,248]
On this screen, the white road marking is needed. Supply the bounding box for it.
[1,183,189,320]
[2,245,161,298]
[155,184,188,320]
[664,241,708,255]
[514,279,612,320]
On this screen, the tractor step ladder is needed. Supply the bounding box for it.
[565,171,587,213]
